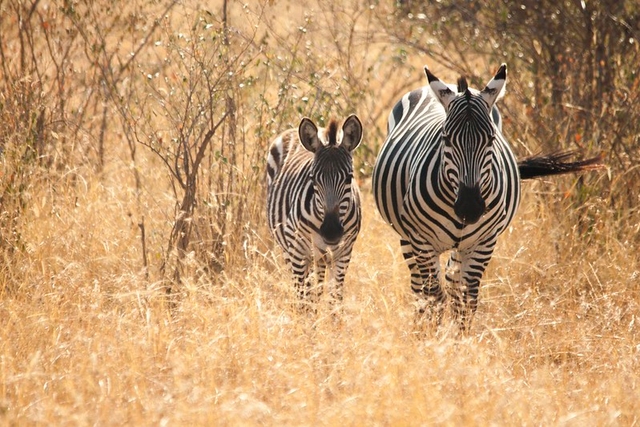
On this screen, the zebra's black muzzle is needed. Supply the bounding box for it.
[319,211,344,245]
[454,184,486,225]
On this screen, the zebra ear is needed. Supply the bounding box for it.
[425,66,456,111]
[298,118,321,153]
[480,64,507,109]
[340,115,362,152]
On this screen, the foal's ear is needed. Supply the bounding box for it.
[299,118,321,153]
[480,63,507,110]
[340,115,363,152]
[425,66,456,111]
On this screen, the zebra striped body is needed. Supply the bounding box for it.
[267,115,363,308]
[372,64,518,328]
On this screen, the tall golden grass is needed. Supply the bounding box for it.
[1,0,639,425]
[3,173,639,425]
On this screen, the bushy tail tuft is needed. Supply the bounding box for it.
[518,150,605,180]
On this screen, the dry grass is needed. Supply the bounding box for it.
[2,169,639,425]
[1,1,639,426]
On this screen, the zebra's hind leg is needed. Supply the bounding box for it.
[401,240,445,328]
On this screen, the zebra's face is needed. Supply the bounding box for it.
[441,98,496,225]
[299,115,363,247]
[310,149,355,246]
[426,64,507,225]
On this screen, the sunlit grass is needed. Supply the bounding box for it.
[1,1,638,425]
[2,170,639,425]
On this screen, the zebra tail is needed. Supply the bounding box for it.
[518,150,605,180]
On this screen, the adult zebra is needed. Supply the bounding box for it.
[372,64,602,329]
[267,115,363,310]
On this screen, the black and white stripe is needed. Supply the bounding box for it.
[267,115,363,309]
[373,63,604,330]
[372,64,519,328]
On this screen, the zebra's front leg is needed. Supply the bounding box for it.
[292,260,317,313]
[401,239,445,326]
[447,242,495,331]
[327,248,354,304]
[312,258,327,306]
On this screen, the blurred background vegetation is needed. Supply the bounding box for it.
[1,0,638,293]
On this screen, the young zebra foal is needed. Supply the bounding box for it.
[266,115,363,311]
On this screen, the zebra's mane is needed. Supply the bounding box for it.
[326,120,339,146]
[456,76,474,118]
[457,76,468,94]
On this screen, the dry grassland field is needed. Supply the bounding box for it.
[1,0,640,425]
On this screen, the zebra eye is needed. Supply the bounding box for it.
[442,134,452,148]
[345,173,353,184]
